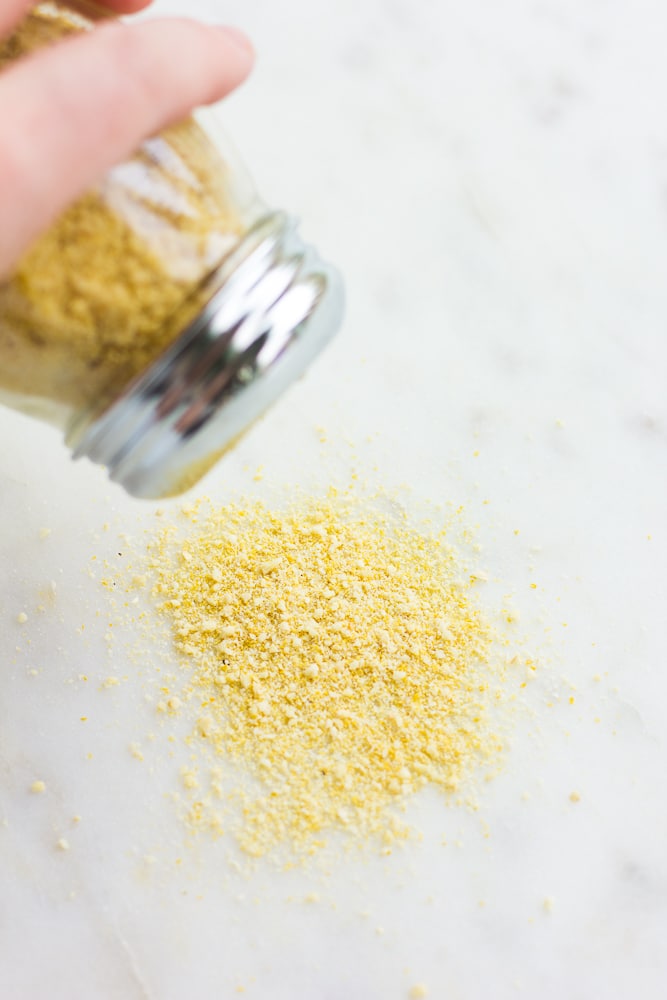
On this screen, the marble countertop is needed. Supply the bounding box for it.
[1,0,666,997]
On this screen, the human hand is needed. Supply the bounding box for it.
[0,1,254,277]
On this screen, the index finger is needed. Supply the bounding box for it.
[0,17,254,276]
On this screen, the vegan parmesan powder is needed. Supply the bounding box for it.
[0,5,243,413]
[115,490,527,858]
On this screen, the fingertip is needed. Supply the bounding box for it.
[0,11,257,269]
[217,25,255,61]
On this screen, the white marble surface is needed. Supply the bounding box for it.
[1,0,667,997]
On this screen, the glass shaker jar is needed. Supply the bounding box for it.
[0,2,343,498]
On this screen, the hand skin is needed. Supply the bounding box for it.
[0,0,254,279]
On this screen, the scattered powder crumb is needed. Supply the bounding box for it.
[30,780,46,794]
[114,491,526,857]
[39,527,52,540]
[569,791,581,803]
[543,896,554,913]
[102,676,119,689]
[57,838,70,851]
[181,768,199,790]
[196,715,215,738]
[409,985,429,999]
[35,580,58,611]
[304,892,320,904]
[16,612,28,624]
[129,743,144,761]
[72,815,82,824]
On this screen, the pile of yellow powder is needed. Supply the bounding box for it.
[125,491,519,857]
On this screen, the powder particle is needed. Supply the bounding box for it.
[57,838,70,852]
[38,580,58,608]
[16,612,28,624]
[543,896,555,913]
[30,780,46,794]
[409,986,429,999]
[569,791,581,803]
[128,492,519,857]
[181,768,199,790]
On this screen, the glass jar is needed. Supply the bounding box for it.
[0,2,343,498]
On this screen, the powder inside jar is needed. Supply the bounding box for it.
[0,4,245,418]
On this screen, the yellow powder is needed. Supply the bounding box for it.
[123,491,521,857]
[0,4,243,413]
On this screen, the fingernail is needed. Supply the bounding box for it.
[218,25,255,59]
